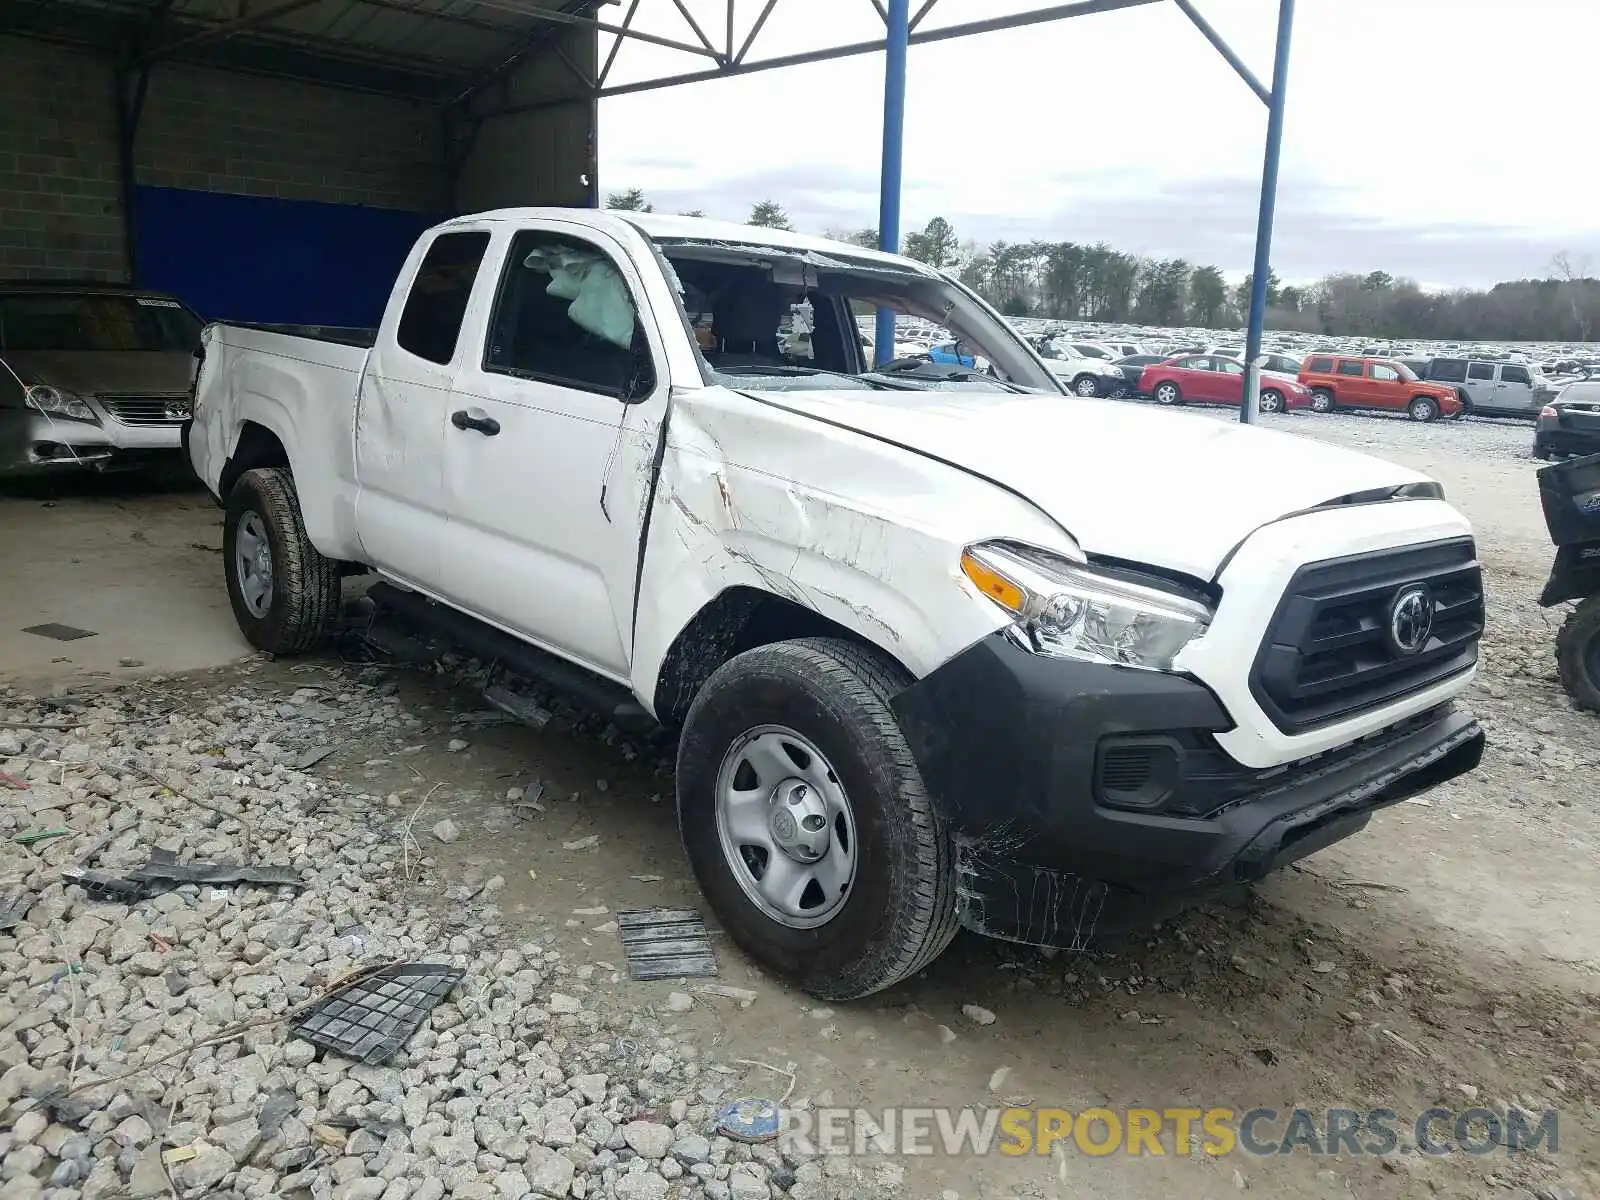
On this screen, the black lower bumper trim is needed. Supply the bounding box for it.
[892,630,1485,948]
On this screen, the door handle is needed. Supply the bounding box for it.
[451,409,500,436]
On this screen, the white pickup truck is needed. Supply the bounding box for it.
[185,210,1486,1000]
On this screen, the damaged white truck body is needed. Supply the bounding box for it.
[185,210,1487,1000]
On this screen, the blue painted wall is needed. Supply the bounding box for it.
[133,186,440,326]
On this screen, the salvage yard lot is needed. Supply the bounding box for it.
[1,409,1596,1200]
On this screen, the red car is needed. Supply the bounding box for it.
[1137,354,1311,413]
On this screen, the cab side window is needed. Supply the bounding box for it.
[483,231,654,399]
[1501,365,1531,386]
[1306,357,1334,373]
[1337,360,1365,377]
[1370,364,1400,382]
[396,231,490,365]
[1467,362,1495,381]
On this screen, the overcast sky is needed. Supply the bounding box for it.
[597,0,1597,289]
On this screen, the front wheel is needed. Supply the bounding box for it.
[1309,388,1335,413]
[1072,374,1101,397]
[676,639,959,1001]
[1153,381,1181,405]
[1408,396,1439,422]
[1258,388,1285,414]
[1556,596,1600,713]
[223,467,342,654]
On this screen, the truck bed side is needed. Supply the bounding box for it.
[191,322,368,561]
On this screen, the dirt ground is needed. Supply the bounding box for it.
[2,408,1596,1200]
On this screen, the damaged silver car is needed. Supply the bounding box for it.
[0,283,202,476]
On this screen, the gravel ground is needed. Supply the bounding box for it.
[1,409,1597,1200]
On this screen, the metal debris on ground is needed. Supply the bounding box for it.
[714,1098,781,1144]
[289,963,464,1065]
[294,745,337,770]
[0,889,32,932]
[21,623,98,641]
[617,908,719,981]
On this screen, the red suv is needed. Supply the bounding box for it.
[1297,355,1461,421]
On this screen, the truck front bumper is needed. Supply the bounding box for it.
[891,631,1484,948]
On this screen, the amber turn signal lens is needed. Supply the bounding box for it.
[961,550,1025,612]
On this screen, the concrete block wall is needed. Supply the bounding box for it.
[0,34,443,282]
[0,36,125,280]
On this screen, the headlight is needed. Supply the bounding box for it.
[23,385,98,422]
[960,541,1212,671]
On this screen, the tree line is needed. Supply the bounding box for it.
[604,189,1600,344]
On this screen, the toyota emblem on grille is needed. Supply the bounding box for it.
[1387,585,1435,656]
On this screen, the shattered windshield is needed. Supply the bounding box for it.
[651,237,1063,397]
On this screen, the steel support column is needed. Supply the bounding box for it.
[874,0,910,367]
[1239,0,1295,424]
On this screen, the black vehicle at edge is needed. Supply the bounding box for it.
[1535,450,1600,710]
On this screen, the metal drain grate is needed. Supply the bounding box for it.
[290,964,464,1064]
[617,907,718,981]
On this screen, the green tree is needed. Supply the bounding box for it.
[1188,265,1228,327]
[1135,258,1193,326]
[748,200,793,230]
[903,217,962,269]
[1234,267,1282,316]
[605,188,652,212]
[1362,270,1395,291]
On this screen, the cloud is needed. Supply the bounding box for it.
[644,166,1597,288]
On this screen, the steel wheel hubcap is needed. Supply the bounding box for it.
[714,724,858,929]
[235,510,274,619]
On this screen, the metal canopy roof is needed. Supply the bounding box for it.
[0,0,1168,106]
[0,0,606,100]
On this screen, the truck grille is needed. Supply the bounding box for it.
[97,392,189,425]
[1250,538,1483,734]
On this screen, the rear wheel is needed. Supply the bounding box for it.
[1556,596,1600,713]
[223,467,341,654]
[676,638,959,1001]
[1258,388,1285,414]
[1309,388,1335,413]
[1072,374,1100,397]
[1408,396,1439,422]
[1153,381,1181,405]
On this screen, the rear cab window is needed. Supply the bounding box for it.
[396,231,492,365]
[1306,357,1335,373]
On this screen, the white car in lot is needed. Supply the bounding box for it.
[186,210,1487,1000]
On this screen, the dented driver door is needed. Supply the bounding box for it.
[436,221,670,681]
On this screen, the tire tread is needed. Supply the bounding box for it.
[227,467,341,655]
[1556,597,1600,713]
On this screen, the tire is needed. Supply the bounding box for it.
[1072,374,1100,397]
[223,467,342,655]
[1556,596,1600,714]
[1258,388,1284,414]
[1309,388,1335,413]
[1153,381,1181,406]
[1455,388,1474,416]
[1408,396,1438,422]
[676,638,959,1001]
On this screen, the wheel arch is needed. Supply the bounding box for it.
[219,420,290,500]
[652,585,916,730]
